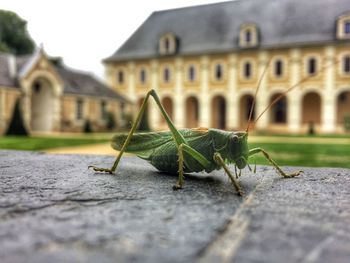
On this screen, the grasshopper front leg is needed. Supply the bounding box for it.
[214,153,244,196]
[249,148,302,178]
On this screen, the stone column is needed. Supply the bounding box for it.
[227,54,238,130]
[149,59,160,130]
[322,46,336,133]
[288,48,302,133]
[255,51,269,130]
[199,55,210,127]
[173,58,184,128]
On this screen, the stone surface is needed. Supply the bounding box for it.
[0,150,349,263]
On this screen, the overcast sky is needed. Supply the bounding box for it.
[1,0,227,80]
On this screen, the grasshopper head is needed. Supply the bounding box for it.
[230,131,249,169]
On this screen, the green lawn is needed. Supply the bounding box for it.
[0,134,349,169]
[248,142,350,169]
[0,135,111,151]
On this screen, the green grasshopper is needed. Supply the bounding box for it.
[89,58,337,195]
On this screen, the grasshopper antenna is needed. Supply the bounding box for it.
[246,57,272,133]
[254,59,339,126]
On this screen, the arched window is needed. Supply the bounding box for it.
[140,68,147,84]
[188,65,196,82]
[245,29,251,43]
[308,58,317,75]
[239,24,258,47]
[336,13,350,39]
[215,64,223,80]
[275,60,283,77]
[164,38,170,53]
[244,62,252,78]
[163,67,171,83]
[159,33,178,55]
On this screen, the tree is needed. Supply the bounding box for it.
[0,10,35,55]
[5,98,28,136]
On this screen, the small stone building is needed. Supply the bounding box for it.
[104,0,350,133]
[0,48,130,134]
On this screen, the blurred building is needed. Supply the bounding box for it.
[0,48,129,134]
[104,0,350,133]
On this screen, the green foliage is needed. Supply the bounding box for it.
[0,10,35,55]
[0,136,109,151]
[344,116,350,132]
[48,56,64,67]
[5,99,28,136]
[83,119,93,133]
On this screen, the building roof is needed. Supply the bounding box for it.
[55,66,129,101]
[0,51,129,102]
[0,53,16,87]
[105,0,350,62]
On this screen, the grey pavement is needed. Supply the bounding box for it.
[0,150,349,263]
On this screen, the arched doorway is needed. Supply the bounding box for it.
[211,95,226,129]
[160,97,174,126]
[302,92,321,131]
[185,96,199,128]
[337,91,350,131]
[239,94,255,130]
[31,78,54,132]
[270,93,287,124]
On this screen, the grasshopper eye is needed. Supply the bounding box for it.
[231,135,238,143]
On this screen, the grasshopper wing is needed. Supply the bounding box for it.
[111,131,174,159]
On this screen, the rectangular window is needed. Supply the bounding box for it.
[76,99,83,120]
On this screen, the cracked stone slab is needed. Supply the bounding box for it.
[0,150,349,263]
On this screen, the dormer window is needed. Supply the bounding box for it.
[336,12,350,39]
[239,23,258,48]
[159,33,178,55]
[245,30,252,43]
[345,21,350,34]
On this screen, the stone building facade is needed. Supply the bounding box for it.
[0,48,129,134]
[103,0,350,133]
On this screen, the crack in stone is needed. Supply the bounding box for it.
[0,196,146,220]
